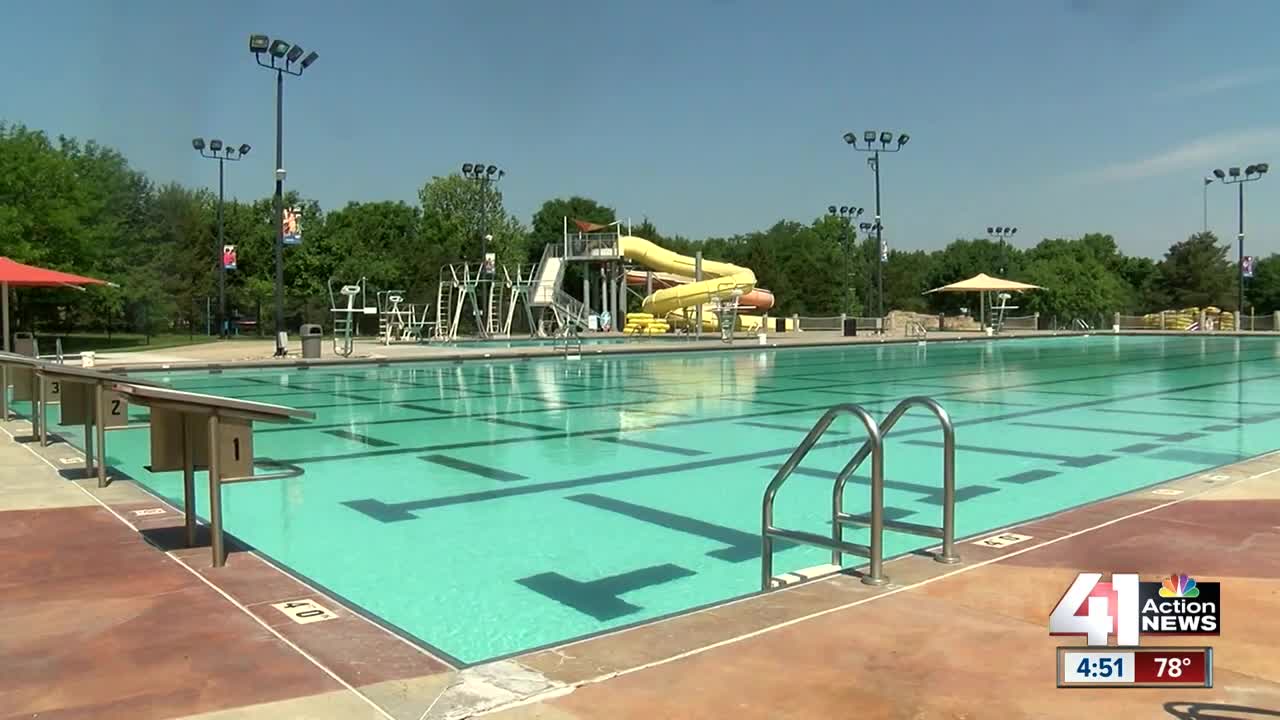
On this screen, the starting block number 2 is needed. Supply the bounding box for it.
[270,599,338,625]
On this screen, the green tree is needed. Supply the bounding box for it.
[1156,232,1235,310]
[883,250,934,313]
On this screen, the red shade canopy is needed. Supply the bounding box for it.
[0,257,108,287]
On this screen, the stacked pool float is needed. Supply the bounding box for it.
[624,312,670,335]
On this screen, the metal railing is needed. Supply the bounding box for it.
[761,396,959,590]
[563,232,621,258]
[551,287,590,330]
[762,403,884,589]
[905,320,928,337]
[557,324,583,357]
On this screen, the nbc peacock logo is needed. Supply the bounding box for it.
[1158,573,1200,599]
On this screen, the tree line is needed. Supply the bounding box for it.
[3,122,1278,338]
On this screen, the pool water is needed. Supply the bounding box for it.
[35,335,1280,664]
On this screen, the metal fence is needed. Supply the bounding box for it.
[1000,314,1038,330]
[1241,314,1276,331]
[796,315,843,331]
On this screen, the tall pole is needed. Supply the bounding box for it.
[1238,181,1245,314]
[273,69,285,352]
[217,158,226,338]
[1202,179,1209,233]
[873,151,884,319]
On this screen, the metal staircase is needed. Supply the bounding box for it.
[529,243,591,335]
[761,396,960,590]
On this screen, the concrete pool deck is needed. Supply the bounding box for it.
[3,410,1278,719]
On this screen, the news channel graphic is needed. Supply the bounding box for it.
[1050,573,1220,645]
[1049,573,1218,689]
[1055,647,1213,689]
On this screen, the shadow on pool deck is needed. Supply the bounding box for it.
[3,415,1280,719]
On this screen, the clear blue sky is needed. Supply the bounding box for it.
[3,0,1279,259]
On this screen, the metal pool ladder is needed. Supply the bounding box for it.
[761,396,960,590]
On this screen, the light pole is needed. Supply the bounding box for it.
[249,34,318,356]
[461,163,505,263]
[859,220,883,315]
[193,138,250,339]
[1209,163,1269,313]
[986,226,1018,274]
[1202,177,1213,233]
[843,130,909,319]
[827,205,864,313]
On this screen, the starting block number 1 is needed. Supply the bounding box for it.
[270,599,338,625]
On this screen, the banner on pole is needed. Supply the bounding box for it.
[222,245,237,270]
[283,207,302,246]
[880,239,888,263]
[1242,255,1255,278]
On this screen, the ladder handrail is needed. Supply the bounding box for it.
[832,396,958,565]
[761,403,884,589]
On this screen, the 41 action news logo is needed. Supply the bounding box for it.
[1049,573,1221,645]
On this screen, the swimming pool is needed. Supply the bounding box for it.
[42,335,1280,664]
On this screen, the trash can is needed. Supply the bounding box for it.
[14,332,37,357]
[843,317,858,337]
[774,317,786,333]
[300,324,323,359]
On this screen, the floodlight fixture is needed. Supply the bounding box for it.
[249,34,270,54]
[238,144,251,155]
[486,164,498,176]
[286,45,305,63]
[897,133,909,147]
[462,163,474,174]
[864,130,877,143]
[1213,168,1226,179]
[300,51,319,69]
[843,132,856,144]
[829,205,838,214]
[1229,167,1241,177]
[1258,163,1270,174]
[192,138,205,151]
[879,131,893,145]
[209,139,223,152]
[269,39,291,58]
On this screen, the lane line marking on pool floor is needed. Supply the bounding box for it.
[478,453,1280,716]
[0,425,399,720]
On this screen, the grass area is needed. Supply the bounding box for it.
[32,333,266,355]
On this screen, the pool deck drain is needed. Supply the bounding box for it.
[3,417,1280,718]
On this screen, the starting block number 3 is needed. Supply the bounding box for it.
[270,599,338,625]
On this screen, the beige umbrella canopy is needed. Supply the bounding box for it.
[925,273,1042,294]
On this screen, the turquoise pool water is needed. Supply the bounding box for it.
[31,335,1280,664]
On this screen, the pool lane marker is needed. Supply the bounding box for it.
[324,429,398,448]
[0,424,399,720]
[488,455,1280,715]
[421,454,526,482]
[591,436,708,457]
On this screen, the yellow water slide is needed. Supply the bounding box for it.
[618,235,785,331]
